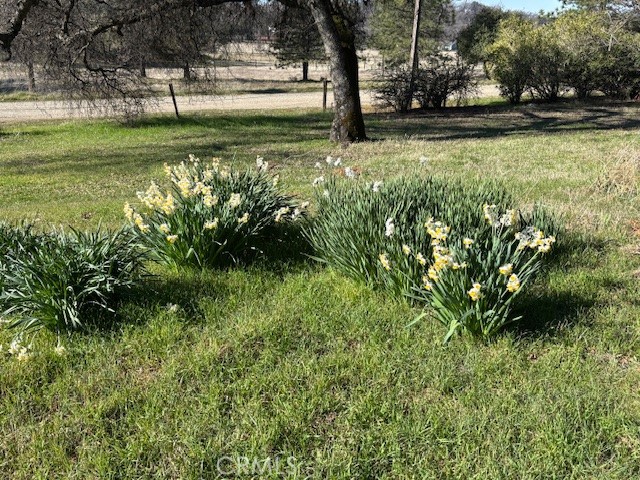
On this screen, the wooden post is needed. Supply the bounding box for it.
[169,83,179,119]
[407,0,422,111]
[27,61,35,92]
[322,78,329,111]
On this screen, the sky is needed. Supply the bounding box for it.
[476,0,564,13]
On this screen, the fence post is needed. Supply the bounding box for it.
[169,83,180,119]
[322,78,329,112]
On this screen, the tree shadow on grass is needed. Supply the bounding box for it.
[241,88,289,94]
[82,225,314,334]
[367,100,640,142]
[129,112,331,135]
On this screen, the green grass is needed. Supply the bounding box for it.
[0,91,45,102]
[1,104,640,478]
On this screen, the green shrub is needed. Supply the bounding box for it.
[126,155,302,269]
[304,174,515,296]
[555,11,608,99]
[597,36,640,100]
[410,210,556,343]
[488,17,567,103]
[486,17,537,104]
[527,26,566,102]
[487,11,640,103]
[0,224,144,338]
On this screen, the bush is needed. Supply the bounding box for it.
[415,55,477,109]
[527,26,566,102]
[305,173,561,342]
[374,56,476,112]
[488,17,567,103]
[304,174,515,297]
[126,155,302,269]
[596,35,640,100]
[555,11,608,99]
[486,17,536,104]
[553,11,640,101]
[0,224,144,337]
[410,210,556,343]
[374,65,413,113]
[487,11,640,103]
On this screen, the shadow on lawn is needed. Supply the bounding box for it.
[2,112,332,175]
[84,226,314,332]
[10,101,639,176]
[132,100,640,149]
[130,112,330,137]
[511,235,611,339]
[514,289,597,339]
[367,100,640,142]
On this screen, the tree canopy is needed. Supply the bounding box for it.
[369,0,453,66]
[270,4,326,81]
[456,5,507,65]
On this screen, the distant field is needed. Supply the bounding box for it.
[1,104,640,478]
[0,42,384,100]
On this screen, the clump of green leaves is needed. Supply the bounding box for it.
[486,11,640,104]
[304,174,514,296]
[305,174,562,342]
[126,155,303,269]
[0,223,144,337]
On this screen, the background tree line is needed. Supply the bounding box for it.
[376,0,640,111]
[482,5,640,104]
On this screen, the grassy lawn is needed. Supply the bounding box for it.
[1,103,640,478]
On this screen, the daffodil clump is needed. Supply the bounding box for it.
[306,174,519,296]
[125,155,301,268]
[411,206,557,343]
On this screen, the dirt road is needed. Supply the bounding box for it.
[0,90,378,123]
[0,85,500,123]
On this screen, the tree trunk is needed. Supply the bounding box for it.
[302,61,309,81]
[183,62,191,81]
[140,60,147,78]
[0,0,41,61]
[27,60,35,92]
[306,0,366,143]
